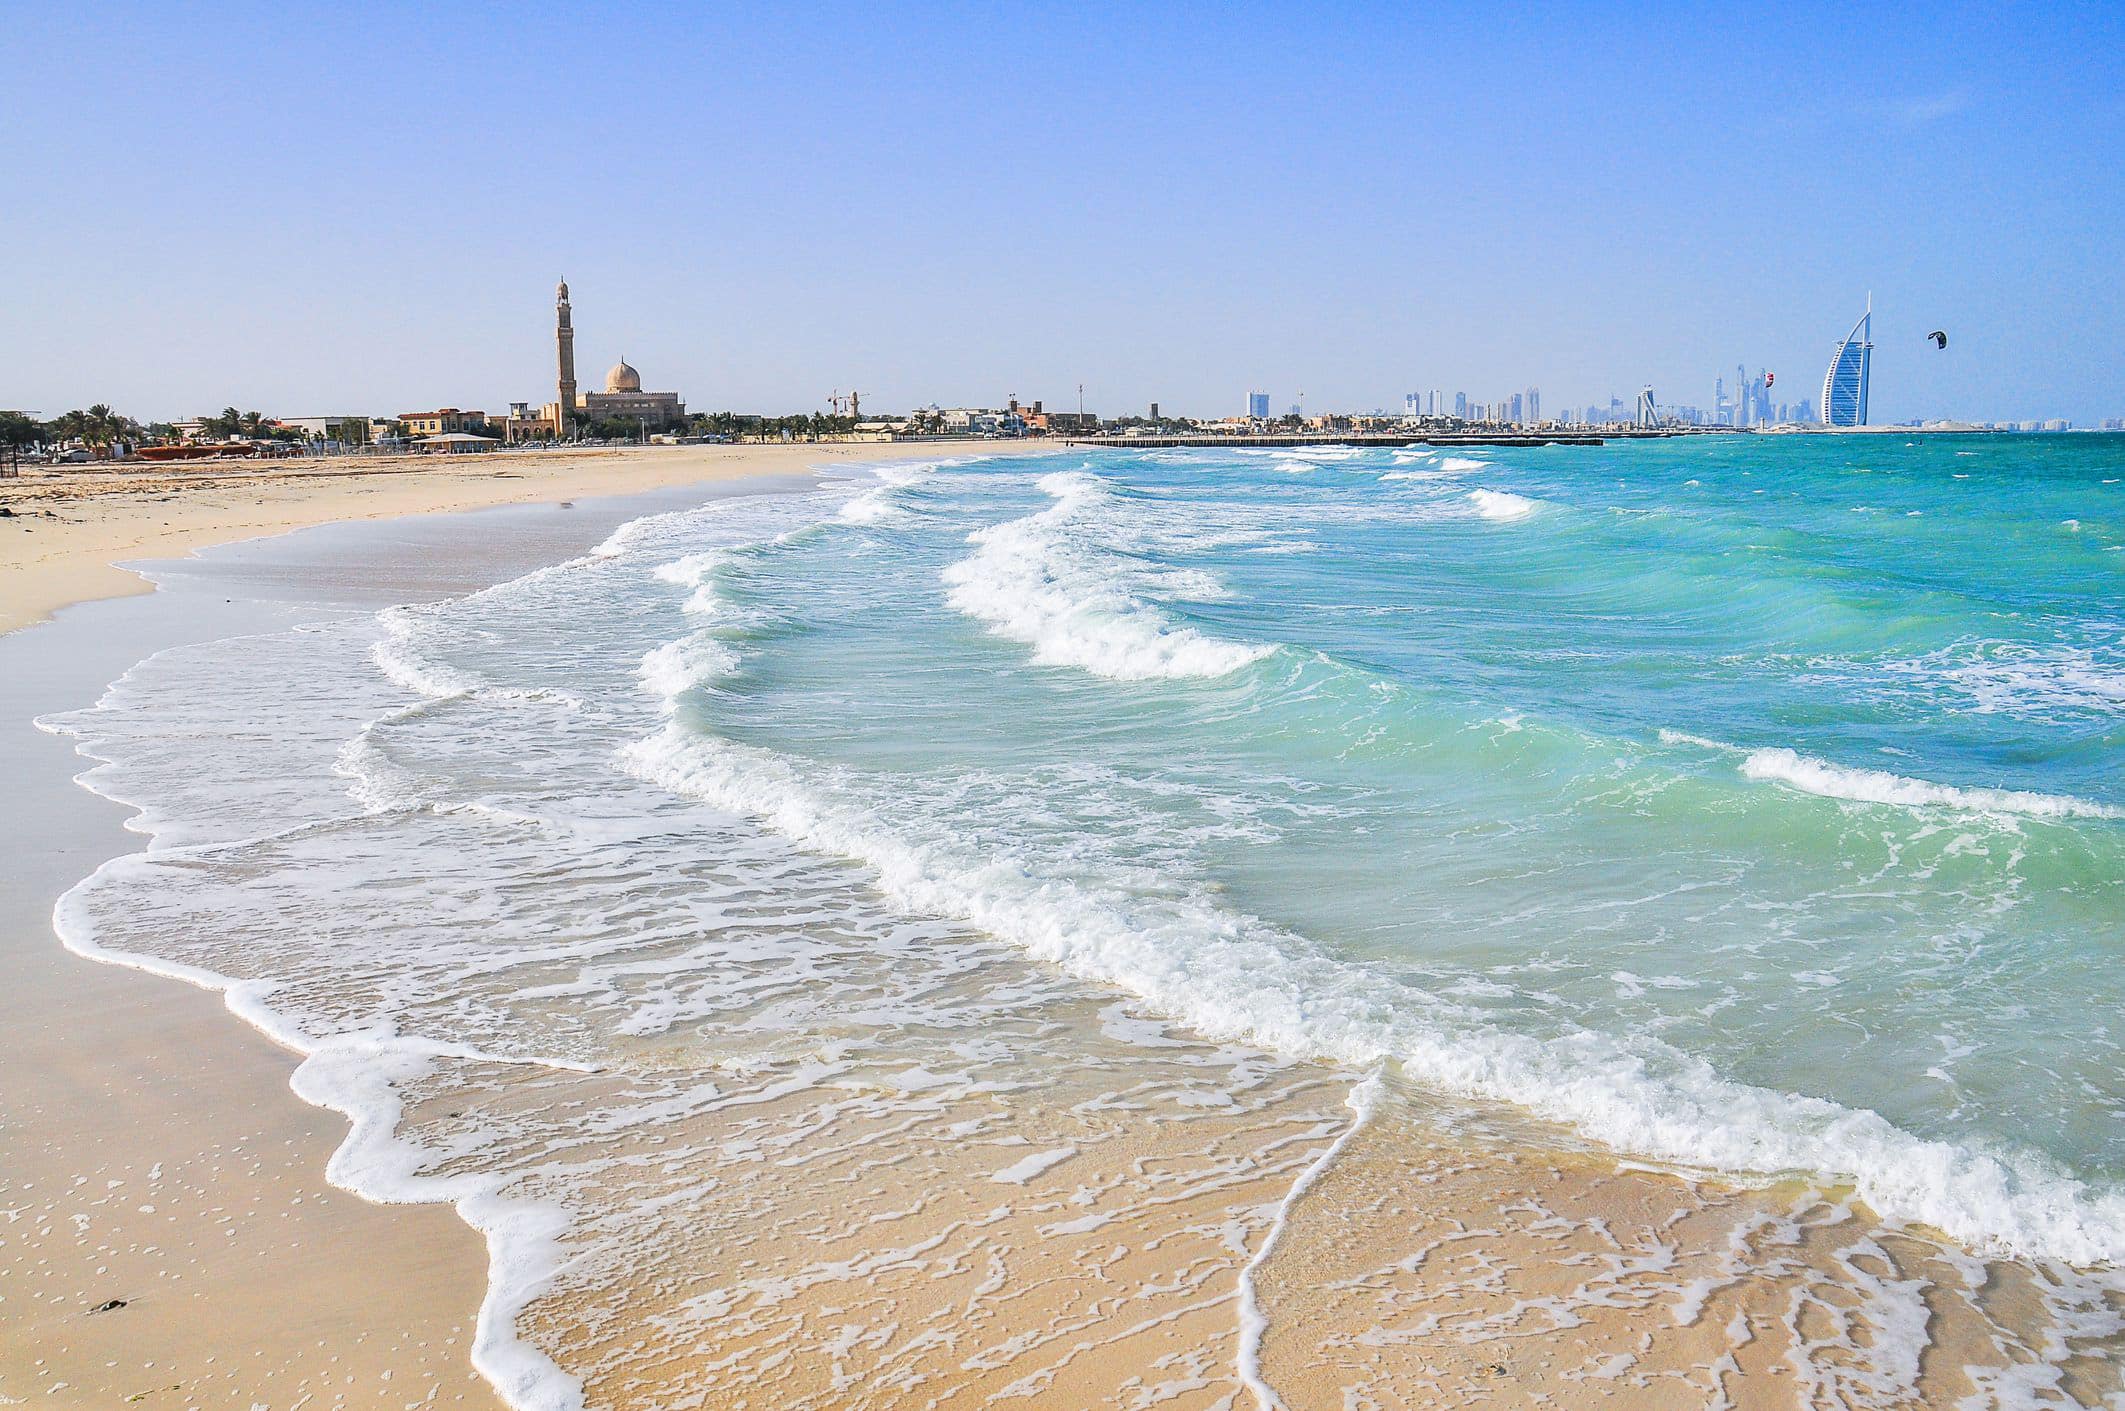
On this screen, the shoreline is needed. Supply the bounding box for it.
[0,440,1020,637]
[6,439,2118,1408]
[0,443,1031,1407]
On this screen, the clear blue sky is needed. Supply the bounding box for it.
[5,1,2121,424]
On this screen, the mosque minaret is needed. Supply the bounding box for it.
[554,279,578,438]
[524,280,685,440]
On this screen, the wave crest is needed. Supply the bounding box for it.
[1468,488,1539,522]
[941,471,1275,681]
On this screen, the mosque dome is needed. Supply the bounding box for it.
[605,360,642,393]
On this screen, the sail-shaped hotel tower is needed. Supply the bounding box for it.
[1820,299,1872,426]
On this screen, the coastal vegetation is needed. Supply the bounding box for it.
[686,410,866,440]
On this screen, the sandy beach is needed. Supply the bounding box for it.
[0,442,1002,637]
[0,443,1021,1408]
[4,441,2119,1410]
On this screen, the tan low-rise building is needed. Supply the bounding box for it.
[494,402,561,443]
[398,408,490,436]
[565,359,687,431]
[521,282,690,436]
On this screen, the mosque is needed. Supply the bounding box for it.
[503,281,686,440]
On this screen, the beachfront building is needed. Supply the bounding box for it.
[530,280,688,436]
[415,432,501,454]
[275,415,371,444]
[937,407,1018,435]
[580,359,687,429]
[398,408,491,436]
[1821,302,1873,427]
[493,402,557,444]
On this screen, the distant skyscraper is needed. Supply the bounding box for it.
[1453,391,1468,418]
[1248,391,1270,419]
[1636,386,1657,427]
[1821,301,1873,427]
[1526,387,1540,424]
[1508,392,1524,424]
[1404,392,1421,415]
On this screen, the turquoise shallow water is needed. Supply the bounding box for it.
[43,432,2125,1288]
[37,433,2125,1403]
[621,433,2123,1258]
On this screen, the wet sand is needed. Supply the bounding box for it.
[0,448,1020,1407]
[4,445,2119,1410]
[1,566,507,1409]
[0,441,1005,635]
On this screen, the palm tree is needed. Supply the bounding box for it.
[75,405,141,457]
[85,404,117,454]
[49,408,91,450]
[0,410,41,474]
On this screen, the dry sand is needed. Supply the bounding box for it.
[4,441,2117,1410]
[0,442,1021,1408]
[0,442,1005,636]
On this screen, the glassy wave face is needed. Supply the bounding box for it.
[43,434,2125,1406]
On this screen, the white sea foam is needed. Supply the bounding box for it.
[623,719,2125,1266]
[289,1038,588,1411]
[1661,730,2118,821]
[835,459,944,525]
[652,550,731,616]
[1467,488,1539,521]
[989,1146,1077,1184]
[941,470,1275,681]
[1808,638,2125,724]
[1381,460,1483,482]
[1437,456,1490,473]
[1238,446,1366,462]
[837,487,903,523]
[638,635,740,704]
[40,449,2125,1411]
[1942,646,2125,719]
[48,832,596,1411]
[1738,748,2118,820]
[1236,1070,1382,1409]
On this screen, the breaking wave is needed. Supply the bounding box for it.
[1662,731,2119,821]
[1467,488,1540,521]
[941,470,1276,681]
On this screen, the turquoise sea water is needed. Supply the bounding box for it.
[624,433,2124,1259]
[42,432,2125,1380]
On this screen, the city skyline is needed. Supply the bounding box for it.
[4,3,2122,424]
